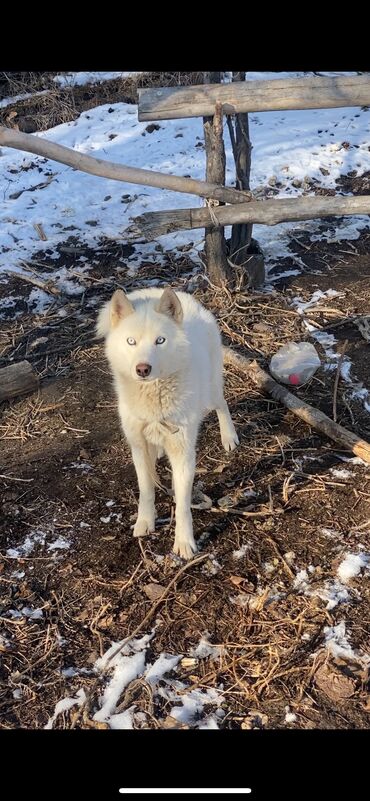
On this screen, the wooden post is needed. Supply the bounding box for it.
[0,361,38,402]
[203,73,231,286]
[227,72,265,288]
[229,72,253,260]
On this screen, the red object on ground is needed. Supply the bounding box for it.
[289,373,300,385]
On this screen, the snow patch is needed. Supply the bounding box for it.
[330,468,352,480]
[337,552,369,583]
[44,688,86,729]
[324,621,370,665]
[232,543,250,560]
[53,72,142,88]
[47,631,225,730]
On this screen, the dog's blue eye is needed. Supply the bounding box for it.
[155,336,166,345]
[127,337,136,346]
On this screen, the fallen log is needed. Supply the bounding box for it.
[127,194,370,240]
[223,348,370,464]
[0,360,39,403]
[0,125,251,206]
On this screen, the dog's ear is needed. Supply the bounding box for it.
[156,287,183,323]
[110,289,135,327]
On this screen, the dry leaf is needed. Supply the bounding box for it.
[75,608,89,622]
[218,495,234,510]
[143,582,165,602]
[97,615,113,630]
[83,717,110,730]
[229,576,254,594]
[314,661,355,701]
[79,448,90,461]
[86,651,99,665]
[249,588,270,611]
[214,463,227,474]
[191,489,212,510]
[180,657,197,669]
[162,715,189,729]
[248,661,261,678]
[229,575,245,587]
[252,322,272,333]
[332,655,368,683]
[242,709,268,729]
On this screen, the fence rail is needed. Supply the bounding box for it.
[138,75,370,121]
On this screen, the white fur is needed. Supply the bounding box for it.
[96,287,239,559]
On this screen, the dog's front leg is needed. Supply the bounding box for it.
[130,440,157,538]
[167,438,197,560]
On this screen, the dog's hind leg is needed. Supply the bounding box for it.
[210,346,239,452]
[216,398,239,452]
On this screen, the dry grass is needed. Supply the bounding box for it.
[1,256,370,729]
[0,72,205,133]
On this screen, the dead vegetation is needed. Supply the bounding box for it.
[0,73,370,731]
[1,232,370,729]
[0,72,204,133]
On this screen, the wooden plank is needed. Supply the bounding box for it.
[0,361,38,402]
[127,195,370,240]
[0,126,252,206]
[138,74,370,121]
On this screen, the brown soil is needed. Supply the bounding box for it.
[0,75,369,731]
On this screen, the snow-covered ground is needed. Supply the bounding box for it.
[1,70,369,312]
[53,72,143,88]
[292,288,370,413]
[46,630,225,730]
[45,541,370,729]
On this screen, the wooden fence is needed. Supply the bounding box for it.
[0,73,370,287]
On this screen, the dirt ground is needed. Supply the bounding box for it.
[0,75,370,730]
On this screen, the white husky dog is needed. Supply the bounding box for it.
[97,286,239,559]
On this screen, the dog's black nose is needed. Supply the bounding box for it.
[136,363,152,378]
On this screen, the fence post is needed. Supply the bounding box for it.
[227,72,265,288]
[203,72,232,286]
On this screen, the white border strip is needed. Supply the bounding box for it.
[119,790,252,795]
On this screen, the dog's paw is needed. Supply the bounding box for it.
[173,535,198,560]
[133,517,155,538]
[222,430,240,452]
